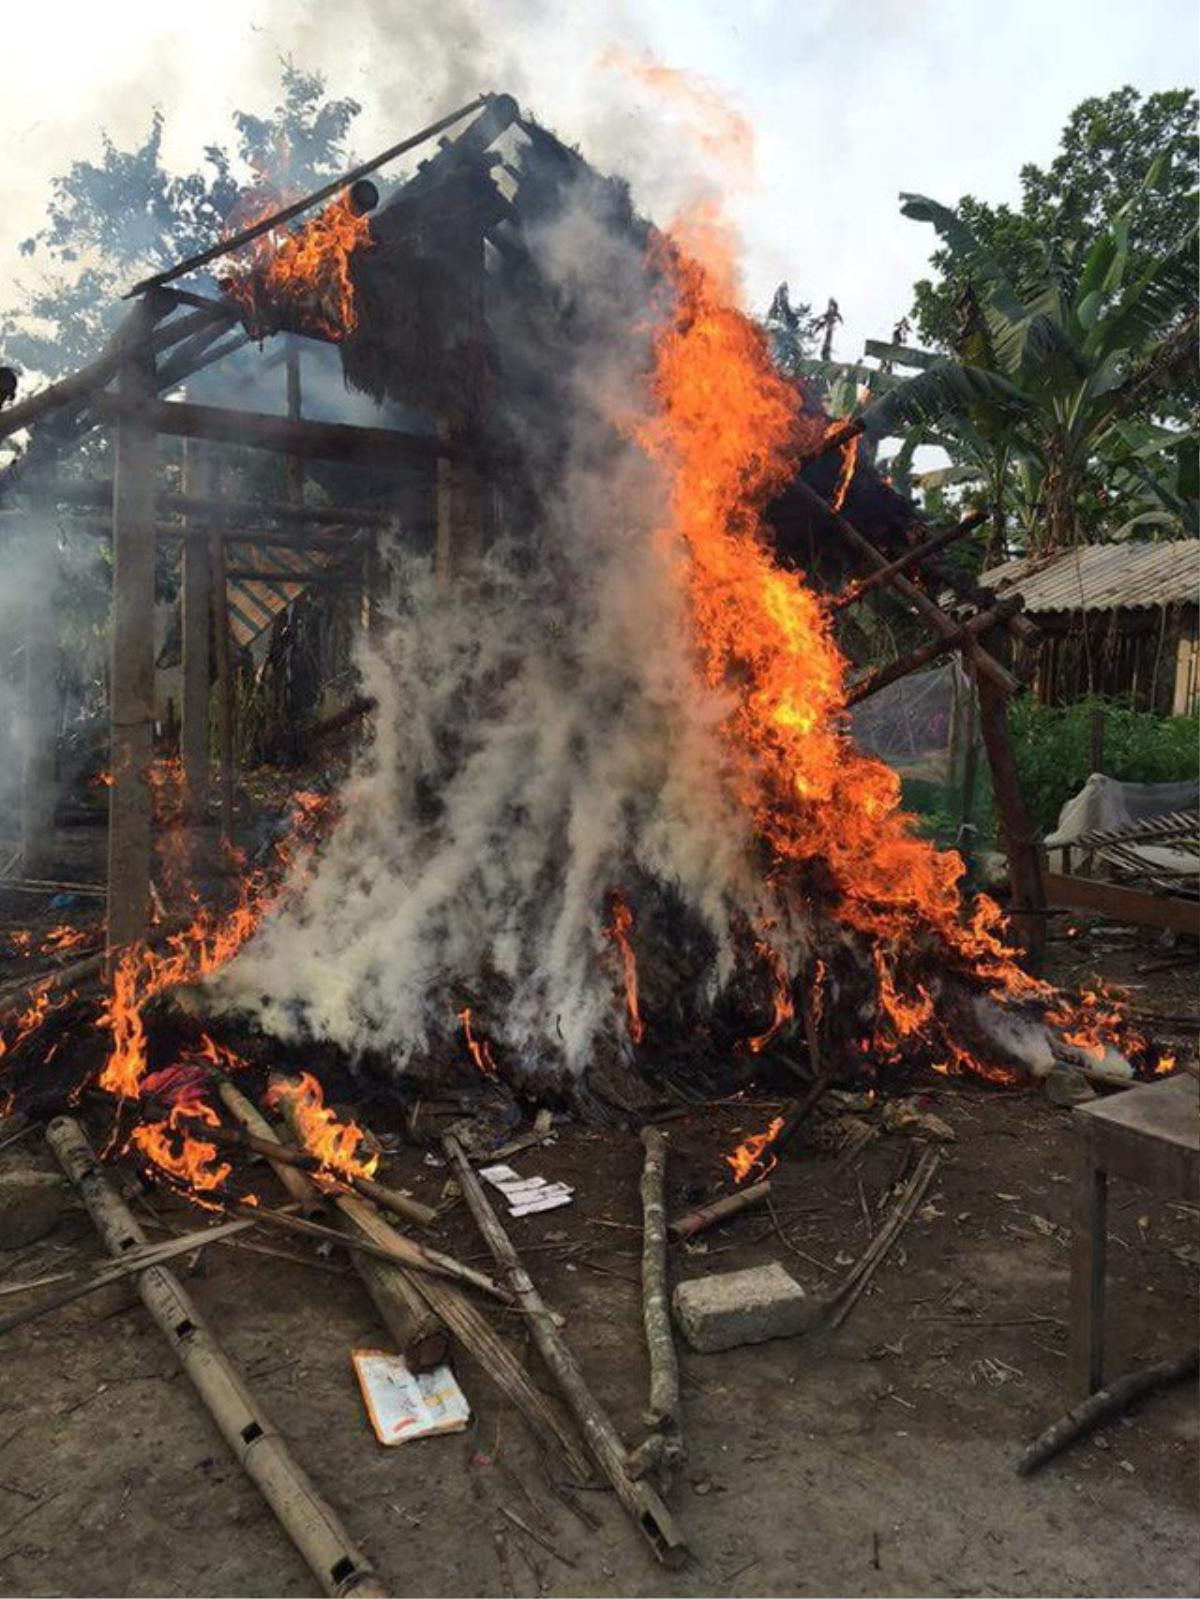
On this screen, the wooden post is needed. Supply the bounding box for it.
[19,491,58,876]
[1089,705,1106,775]
[435,227,487,586]
[210,525,235,848]
[285,347,304,503]
[1069,1133,1107,1399]
[976,629,1046,968]
[181,440,213,823]
[106,313,158,957]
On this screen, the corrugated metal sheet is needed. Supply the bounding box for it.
[979,540,1200,614]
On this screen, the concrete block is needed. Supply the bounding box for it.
[673,1261,809,1352]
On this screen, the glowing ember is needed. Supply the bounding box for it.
[265,1070,379,1181]
[222,192,374,341]
[725,1114,784,1183]
[459,1007,498,1075]
[605,892,645,1045]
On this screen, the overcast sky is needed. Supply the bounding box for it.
[2,0,1196,362]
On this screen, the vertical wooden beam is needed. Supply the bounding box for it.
[976,629,1046,969]
[1069,1132,1107,1399]
[435,227,487,586]
[210,528,235,848]
[284,347,304,504]
[180,440,214,823]
[20,491,58,876]
[106,316,158,957]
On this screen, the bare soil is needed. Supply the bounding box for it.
[0,907,1197,1598]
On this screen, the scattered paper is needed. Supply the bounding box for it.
[352,1350,470,1446]
[480,1162,573,1216]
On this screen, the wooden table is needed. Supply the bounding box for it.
[1070,1071,1199,1398]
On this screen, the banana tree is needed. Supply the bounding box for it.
[865,157,1198,554]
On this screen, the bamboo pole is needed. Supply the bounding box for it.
[637,1129,683,1487]
[175,1113,437,1228]
[124,96,492,299]
[832,508,987,611]
[668,1181,772,1241]
[263,1086,448,1374]
[788,478,1018,695]
[844,595,1023,706]
[47,1117,389,1598]
[444,1134,688,1567]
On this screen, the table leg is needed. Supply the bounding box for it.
[1069,1139,1107,1399]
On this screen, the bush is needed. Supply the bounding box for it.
[1008,696,1200,833]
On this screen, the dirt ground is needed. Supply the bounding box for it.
[0,908,1197,1598]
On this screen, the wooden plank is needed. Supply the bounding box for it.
[92,394,454,469]
[1069,1134,1107,1399]
[1043,871,1200,936]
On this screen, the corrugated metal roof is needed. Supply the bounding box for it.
[978,540,1200,614]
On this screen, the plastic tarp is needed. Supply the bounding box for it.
[849,659,968,784]
[1045,773,1200,847]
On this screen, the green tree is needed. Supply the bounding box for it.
[865,160,1198,556]
[911,87,1198,356]
[1,62,361,380]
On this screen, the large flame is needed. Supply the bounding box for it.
[222,192,374,341]
[605,892,645,1045]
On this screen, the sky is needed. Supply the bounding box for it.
[2,0,1196,364]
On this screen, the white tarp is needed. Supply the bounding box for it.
[1045,772,1199,848]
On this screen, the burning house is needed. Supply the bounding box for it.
[0,87,1191,1590]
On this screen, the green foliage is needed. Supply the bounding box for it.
[1008,696,1200,832]
[867,151,1198,555]
[1,62,361,380]
[911,87,1199,360]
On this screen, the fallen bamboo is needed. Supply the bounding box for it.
[828,1147,941,1328]
[832,508,988,611]
[444,1134,687,1567]
[178,1111,438,1227]
[223,1198,510,1303]
[638,1129,684,1484]
[216,1077,326,1216]
[788,478,1018,695]
[264,1087,449,1374]
[0,1213,262,1338]
[669,1181,772,1241]
[47,1116,389,1598]
[1015,1349,1199,1476]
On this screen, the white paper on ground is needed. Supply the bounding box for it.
[509,1189,573,1216]
[352,1350,471,1445]
[480,1162,573,1215]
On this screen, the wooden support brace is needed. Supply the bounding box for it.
[832,508,987,612]
[788,478,1018,695]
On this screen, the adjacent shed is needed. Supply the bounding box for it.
[978,540,1200,716]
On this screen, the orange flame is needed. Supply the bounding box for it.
[725,1114,784,1184]
[831,432,859,513]
[130,1095,232,1194]
[747,938,794,1054]
[265,1071,379,1181]
[605,892,645,1045]
[459,1007,498,1076]
[222,192,374,341]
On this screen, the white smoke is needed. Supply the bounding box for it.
[209,186,790,1073]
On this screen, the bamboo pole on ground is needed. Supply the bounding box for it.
[637,1129,684,1485]
[1016,1349,1198,1475]
[46,1116,389,1599]
[260,1084,448,1374]
[668,1181,772,1241]
[444,1134,688,1567]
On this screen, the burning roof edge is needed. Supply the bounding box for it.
[978,539,1200,615]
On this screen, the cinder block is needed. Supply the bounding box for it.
[672,1261,808,1352]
